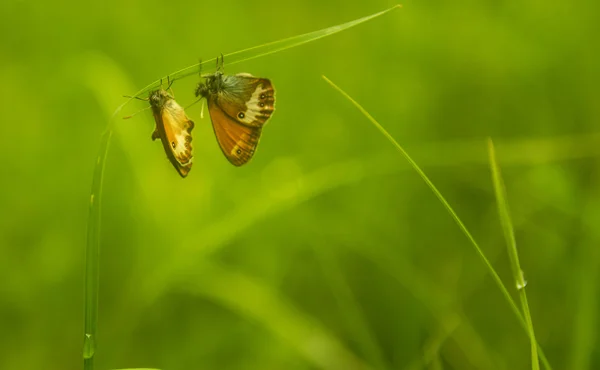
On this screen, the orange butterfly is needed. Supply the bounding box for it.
[195,56,275,166]
[124,80,194,177]
[148,86,195,177]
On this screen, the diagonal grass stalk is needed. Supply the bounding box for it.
[83,129,112,369]
[321,75,552,370]
[83,6,402,370]
[488,139,539,370]
[126,5,402,100]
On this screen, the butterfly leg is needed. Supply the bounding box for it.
[215,54,225,73]
[166,76,175,96]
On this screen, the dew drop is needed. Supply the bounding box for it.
[516,269,527,290]
[83,333,95,359]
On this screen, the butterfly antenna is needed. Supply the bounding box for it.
[183,97,203,112]
[198,58,203,76]
[220,53,225,72]
[122,105,151,119]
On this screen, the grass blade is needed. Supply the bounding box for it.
[83,129,111,370]
[488,138,539,370]
[80,50,142,370]
[83,7,402,369]
[569,202,600,369]
[321,75,552,370]
[126,5,402,99]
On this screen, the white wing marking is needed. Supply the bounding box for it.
[239,85,268,125]
[165,99,193,165]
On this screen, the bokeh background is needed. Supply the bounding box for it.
[1,0,599,369]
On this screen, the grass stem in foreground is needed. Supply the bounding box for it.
[488,138,539,370]
[321,75,552,370]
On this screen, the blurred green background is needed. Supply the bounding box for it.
[1,0,599,369]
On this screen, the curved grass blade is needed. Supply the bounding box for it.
[80,51,147,370]
[321,75,552,370]
[488,139,539,370]
[83,128,111,370]
[83,6,402,369]
[126,5,402,99]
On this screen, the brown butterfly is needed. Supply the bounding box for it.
[195,57,275,166]
[147,84,195,177]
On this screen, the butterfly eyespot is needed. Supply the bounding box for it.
[171,142,176,148]
[259,102,265,107]
[238,112,245,119]
[260,93,266,99]
[236,149,242,155]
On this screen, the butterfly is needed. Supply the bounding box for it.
[195,56,275,166]
[147,83,195,177]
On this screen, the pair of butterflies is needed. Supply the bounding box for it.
[137,59,276,177]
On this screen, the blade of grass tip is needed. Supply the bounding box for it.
[223,5,402,66]
[488,138,539,370]
[129,4,402,98]
[321,75,552,370]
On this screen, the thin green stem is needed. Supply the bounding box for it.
[321,75,552,370]
[126,5,402,100]
[83,128,113,370]
[488,138,539,370]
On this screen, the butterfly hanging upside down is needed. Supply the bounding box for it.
[149,80,195,177]
[124,78,195,178]
[195,55,276,167]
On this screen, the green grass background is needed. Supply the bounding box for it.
[1,0,599,369]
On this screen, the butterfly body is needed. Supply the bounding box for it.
[196,71,275,166]
[149,89,195,177]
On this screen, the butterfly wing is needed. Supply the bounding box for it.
[207,97,262,166]
[151,94,195,177]
[216,74,275,128]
